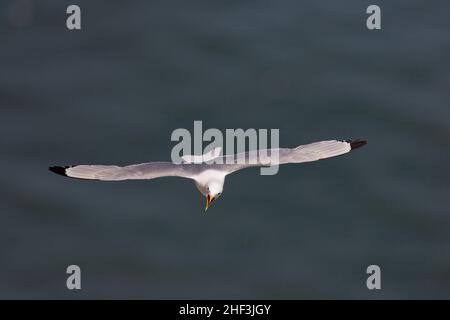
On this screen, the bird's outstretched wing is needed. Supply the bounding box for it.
[49,162,197,181]
[217,139,367,174]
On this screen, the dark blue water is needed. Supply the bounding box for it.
[1,0,449,298]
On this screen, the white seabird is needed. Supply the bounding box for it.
[49,139,367,210]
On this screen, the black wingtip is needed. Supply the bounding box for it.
[49,166,72,177]
[346,139,367,150]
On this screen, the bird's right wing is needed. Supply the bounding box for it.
[49,162,196,181]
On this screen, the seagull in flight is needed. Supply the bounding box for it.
[49,139,366,211]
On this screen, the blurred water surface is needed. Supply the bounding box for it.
[0,0,449,298]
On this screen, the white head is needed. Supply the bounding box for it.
[193,170,226,211]
[193,178,224,211]
[204,180,223,211]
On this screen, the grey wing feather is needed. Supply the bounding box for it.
[50,162,196,181]
[217,140,362,174]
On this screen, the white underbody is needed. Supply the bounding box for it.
[192,169,227,196]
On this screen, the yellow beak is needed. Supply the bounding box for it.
[205,194,215,211]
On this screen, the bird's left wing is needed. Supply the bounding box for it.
[216,139,366,174]
[49,162,197,181]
